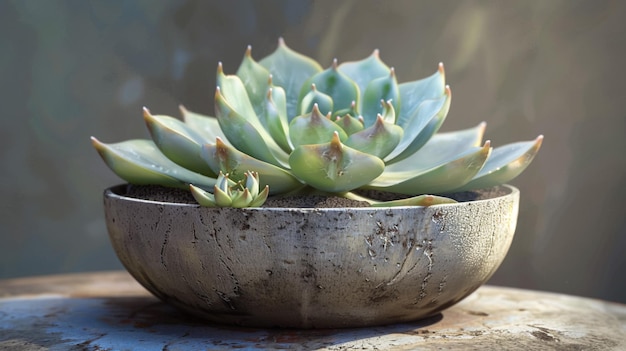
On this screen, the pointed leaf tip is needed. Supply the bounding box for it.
[142,107,154,122]
[245,45,252,56]
[536,134,544,143]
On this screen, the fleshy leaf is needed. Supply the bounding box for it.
[338,49,390,101]
[298,84,334,116]
[91,137,216,190]
[216,63,258,123]
[261,87,292,153]
[289,132,385,193]
[194,170,270,208]
[397,63,446,127]
[143,108,216,177]
[259,38,323,120]
[248,185,270,207]
[334,113,364,136]
[289,104,348,148]
[380,99,397,124]
[369,195,457,207]
[298,59,359,116]
[179,106,231,146]
[344,114,403,159]
[368,141,491,194]
[230,188,253,208]
[361,68,400,127]
[385,122,487,173]
[344,192,457,207]
[201,138,302,195]
[385,86,451,163]
[215,87,289,168]
[236,46,271,117]
[332,100,359,119]
[213,184,233,207]
[190,185,218,207]
[453,135,544,191]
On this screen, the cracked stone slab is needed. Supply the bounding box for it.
[0,271,624,350]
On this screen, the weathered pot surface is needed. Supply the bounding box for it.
[104,185,519,328]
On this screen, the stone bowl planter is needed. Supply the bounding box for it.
[104,184,519,329]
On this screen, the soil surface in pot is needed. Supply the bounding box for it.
[124,185,508,208]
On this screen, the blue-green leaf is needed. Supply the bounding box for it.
[397,63,446,128]
[368,141,491,195]
[215,88,289,168]
[289,104,348,148]
[289,132,384,193]
[298,59,359,116]
[143,108,217,177]
[236,46,271,117]
[338,49,390,102]
[385,86,451,163]
[179,106,231,146]
[453,135,544,191]
[259,38,323,120]
[344,115,403,159]
[361,68,400,127]
[201,138,302,195]
[91,137,216,190]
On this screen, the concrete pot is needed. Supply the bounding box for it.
[104,184,519,328]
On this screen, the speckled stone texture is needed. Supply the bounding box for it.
[104,185,519,328]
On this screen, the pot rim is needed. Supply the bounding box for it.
[104,184,519,211]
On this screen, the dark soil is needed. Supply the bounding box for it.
[123,185,368,208]
[122,184,507,208]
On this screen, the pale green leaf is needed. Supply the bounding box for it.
[260,87,291,152]
[344,115,403,159]
[385,122,487,173]
[368,141,491,194]
[289,104,348,148]
[385,87,451,163]
[298,84,334,116]
[453,135,544,191]
[201,139,302,195]
[215,88,289,168]
[236,46,271,117]
[334,114,364,136]
[179,106,231,146]
[361,69,400,127]
[91,137,216,190]
[289,132,385,193]
[190,185,218,207]
[143,109,217,177]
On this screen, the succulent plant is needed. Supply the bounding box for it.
[92,38,542,208]
[190,171,268,208]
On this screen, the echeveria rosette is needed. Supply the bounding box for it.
[92,38,543,208]
[190,171,269,208]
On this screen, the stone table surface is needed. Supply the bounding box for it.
[0,271,624,350]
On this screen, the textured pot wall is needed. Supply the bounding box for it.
[104,185,518,328]
[1,0,624,303]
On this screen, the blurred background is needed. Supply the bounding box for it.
[1,0,624,303]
